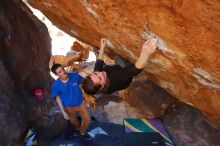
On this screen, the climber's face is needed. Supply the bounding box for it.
[90,71,107,86]
[55,66,68,79]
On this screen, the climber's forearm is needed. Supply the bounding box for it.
[135,54,149,69]
[98,38,106,60]
[135,38,158,69]
[98,46,105,60]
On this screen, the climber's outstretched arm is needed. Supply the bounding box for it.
[135,38,158,69]
[98,38,106,60]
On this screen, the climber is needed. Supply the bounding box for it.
[51,63,92,140]
[82,38,158,95]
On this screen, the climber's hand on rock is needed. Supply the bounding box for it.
[100,38,106,50]
[142,38,158,56]
[98,38,106,60]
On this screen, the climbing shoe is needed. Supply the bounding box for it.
[75,130,92,140]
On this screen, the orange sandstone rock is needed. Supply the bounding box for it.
[28,0,220,124]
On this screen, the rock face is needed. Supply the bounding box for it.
[0,0,66,145]
[0,61,25,146]
[1,0,220,145]
[28,0,220,124]
[91,93,146,124]
[91,93,220,146]
[121,75,177,119]
[163,103,220,146]
[71,41,90,60]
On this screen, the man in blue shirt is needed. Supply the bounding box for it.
[51,64,91,140]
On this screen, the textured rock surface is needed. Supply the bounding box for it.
[1,0,220,145]
[28,0,220,124]
[53,54,81,67]
[0,61,25,146]
[91,94,220,145]
[163,103,220,146]
[91,93,146,124]
[0,0,66,144]
[121,75,177,118]
[71,41,90,60]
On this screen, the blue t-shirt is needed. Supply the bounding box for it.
[52,72,84,107]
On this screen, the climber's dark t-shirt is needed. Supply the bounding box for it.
[94,59,142,94]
